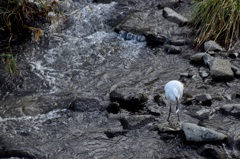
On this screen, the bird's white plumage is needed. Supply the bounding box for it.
[164,80,184,103]
[164,80,184,121]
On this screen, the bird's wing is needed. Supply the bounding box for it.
[173,88,180,99]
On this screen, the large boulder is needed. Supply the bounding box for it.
[210,58,234,81]
[182,123,227,142]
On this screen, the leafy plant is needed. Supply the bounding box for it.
[190,0,240,50]
[0,50,17,75]
[0,0,60,75]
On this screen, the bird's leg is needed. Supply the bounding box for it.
[176,98,180,122]
[167,103,171,122]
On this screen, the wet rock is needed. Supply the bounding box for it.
[233,134,240,151]
[118,30,146,42]
[190,52,214,66]
[109,88,148,112]
[231,65,240,78]
[180,72,189,78]
[157,0,182,9]
[145,34,168,47]
[108,113,155,130]
[236,70,240,78]
[229,52,239,58]
[182,93,194,105]
[207,50,216,56]
[157,122,181,140]
[170,38,188,46]
[154,94,165,106]
[210,58,234,81]
[197,144,226,159]
[190,52,208,64]
[164,44,182,54]
[106,102,120,114]
[68,98,104,112]
[163,7,188,25]
[195,94,212,106]
[116,9,192,48]
[0,150,38,159]
[146,104,162,116]
[182,123,227,142]
[0,94,72,117]
[200,70,209,78]
[104,129,128,138]
[204,40,224,52]
[221,104,240,115]
[203,53,214,66]
[196,108,211,120]
[157,122,181,133]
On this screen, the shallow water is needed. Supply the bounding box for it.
[1,0,240,158]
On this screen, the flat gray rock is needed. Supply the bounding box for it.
[204,40,224,52]
[190,52,207,63]
[182,123,227,142]
[221,104,240,114]
[210,58,234,81]
[163,7,188,25]
[195,94,212,102]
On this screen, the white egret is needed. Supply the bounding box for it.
[164,80,184,122]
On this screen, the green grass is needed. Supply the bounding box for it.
[190,0,240,50]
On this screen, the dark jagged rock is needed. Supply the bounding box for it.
[109,88,148,112]
[146,104,161,116]
[231,65,240,78]
[190,52,214,67]
[233,134,240,151]
[145,33,168,47]
[197,144,226,159]
[104,129,129,138]
[228,52,239,58]
[195,94,212,106]
[107,102,120,114]
[163,7,188,25]
[221,104,240,116]
[68,98,104,112]
[164,44,182,54]
[170,38,189,46]
[157,0,183,9]
[203,53,214,66]
[190,52,208,65]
